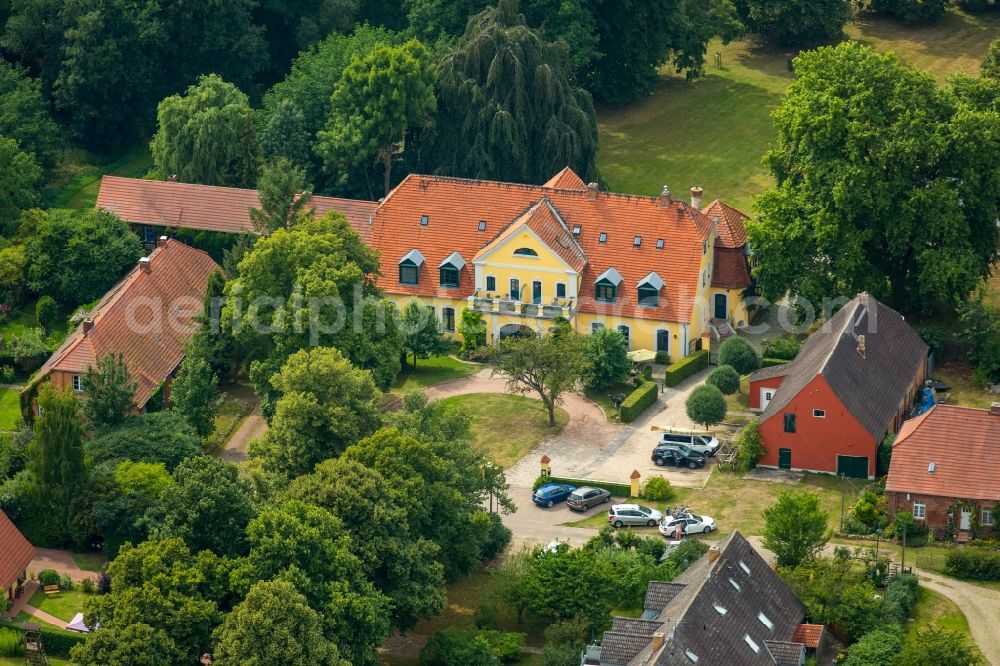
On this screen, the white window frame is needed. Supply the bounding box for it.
[981,508,994,526]
[913,501,926,520]
[813,409,826,418]
[757,612,773,630]
[713,604,727,616]
[72,375,83,392]
[744,635,759,653]
[739,560,750,575]
[685,649,699,663]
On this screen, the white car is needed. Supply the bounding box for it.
[659,513,716,537]
[658,432,720,457]
[608,504,664,528]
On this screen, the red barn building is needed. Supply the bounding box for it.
[886,403,1000,540]
[748,294,927,478]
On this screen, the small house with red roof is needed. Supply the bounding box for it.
[97,168,755,360]
[22,238,220,415]
[886,403,1000,540]
[0,509,34,605]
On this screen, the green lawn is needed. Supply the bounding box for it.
[204,382,257,452]
[0,300,71,352]
[0,657,73,666]
[436,393,568,468]
[930,361,999,410]
[27,588,91,623]
[584,382,634,421]
[70,552,106,573]
[566,468,860,535]
[598,8,1000,213]
[42,144,153,210]
[0,387,21,430]
[394,355,481,393]
[905,587,984,662]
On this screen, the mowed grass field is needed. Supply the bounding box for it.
[597,8,1000,213]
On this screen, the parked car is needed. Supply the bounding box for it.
[608,504,663,528]
[651,445,706,469]
[658,431,720,457]
[532,483,576,508]
[659,513,716,537]
[566,486,612,511]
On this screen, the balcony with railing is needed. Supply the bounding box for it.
[469,292,575,319]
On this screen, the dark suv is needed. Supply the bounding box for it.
[651,445,706,469]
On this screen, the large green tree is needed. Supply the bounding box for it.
[750,43,1000,312]
[983,37,1000,79]
[490,331,591,426]
[400,300,453,368]
[213,580,350,666]
[86,411,201,471]
[222,211,403,392]
[685,384,727,428]
[250,346,383,478]
[153,455,258,557]
[0,136,40,230]
[256,0,360,77]
[734,0,850,46]
[0,61,60,166]
[150,74,260,188]
[168,351,223,438]
[428,0,600,184]
[318,38,436,196]
[82,353,137,429]
[249,157,314,235]
[585,326,630,389]
[762,491,831,567]
[28,387,86,545]
[24,208,143,305]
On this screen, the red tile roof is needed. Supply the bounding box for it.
[711,246,751,289]
[542,166,587,190]
[473,198,588,272]
[96,176,379,242]
[30,240,220,408]
[0,510,34,590]
[792,624,825,648]
[702,199,749,249]
[886,404,1000,501]
[370,170,716,323]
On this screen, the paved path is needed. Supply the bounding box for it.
[20,604,68,629]
[220,404,267,463]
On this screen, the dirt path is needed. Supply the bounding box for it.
[912,568,1000,665]
[30,548,97,583]
[220,404,267,463]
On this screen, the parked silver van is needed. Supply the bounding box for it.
[657,431,720,457]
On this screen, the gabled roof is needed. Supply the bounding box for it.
[399,248,426,265]
[751,363,792,382]
[473,198,588,273]
[702,199,749,249]
[764,641,806,665]
[28,240,220,408]
[542,166,588,190]
[758,294,927,440]
[96,176,379,242]
[372,171,716,322]
[886,403,1000,501]
[0,509,34,590]
[791,624,824,649]
[712,246,751,290]
[599,632,654,666]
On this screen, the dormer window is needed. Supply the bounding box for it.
[438,251,466,288]
[398,249,425,285]
[513,247,538,257]
[594,267,623,304]
[598,232,607,243]
[637,272,664,308]
[420,215,429,226]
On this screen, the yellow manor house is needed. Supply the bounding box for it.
[97,167,754,360]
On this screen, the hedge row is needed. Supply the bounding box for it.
[533,475,632,497]
[620,380,658,422]
[0,620,86,658]
[944,548,1000,581]
[663,350,709,387]
[761,358,791,369]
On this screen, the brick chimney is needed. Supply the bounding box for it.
[157,236,169,248]
[707,545,720,564]
[586,182,599,200]
[82,318,94,335]
[659,185,672,207]
[139,256,152,273]
[991,402,1000,416]
[690,186,703,210]
[651,632,665,651]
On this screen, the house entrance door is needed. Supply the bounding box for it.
[778,448,792,470]
[760,388,775,410]
[714,294,727,320]
[960,508,972,531]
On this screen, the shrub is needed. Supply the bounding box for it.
[842,628,903,666]
[641,476,673,502]
[880,574,918,624]
[619,380,658,422]
[37,569,60,586]
[870,0,948,23]
[761,358,790,368]
[474,603,498,629]
[735,420,765,472]
[896,628,982,665]
[706,365,740,394]
[59,573,73,591]
[533,475,631,497]
[654,351,670,365]
[642,366,653,381]
[663,350,708,387]
[0,621,84,658]
[0,626,22,657]
[717,337,760,375]
[420,627,524,665]
[96,571,111,595]
[761,335,801,360]
[586,327,630,389]
[81,577,95,594]
[479,512,512,562]
[944,548,1000,580]
[541,618,589,666]
[0,365,14,383]
[685,384,727,428]
[6,329,47,372]
[34,296,58,333]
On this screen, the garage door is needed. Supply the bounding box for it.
[837,455,869,479]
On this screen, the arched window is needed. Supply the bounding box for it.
[513,247,538,257]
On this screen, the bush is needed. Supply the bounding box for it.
[541,618,589,666]
[0,621,84,658]
[761,335,801,360]
[586,327,630,389]
[81,577,95,594]
[735,420,765,472]
[533,476,631,497]
[944,548,1000,580]
[717,337,761,375]
[842,628,903,666]
[0,626,22,657]
[420,627,524,665]
[59,573,73,591]
[6,329,47,372]
[34,296,58,333]
[685,384,727,428]
[654,351,670,365]
[0,365,14,383]
[870,0,948,22]
[880,574,918,624]
[706,365,740,394]
[37,569,60,586]
[474,603,498,629]
[663,351,708,387]
[479,511,512,562]
[619,380,658,422]
[641,476,673,501]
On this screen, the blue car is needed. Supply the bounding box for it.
[532,483,577,508]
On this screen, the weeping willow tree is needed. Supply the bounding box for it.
[425,0,599,184]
